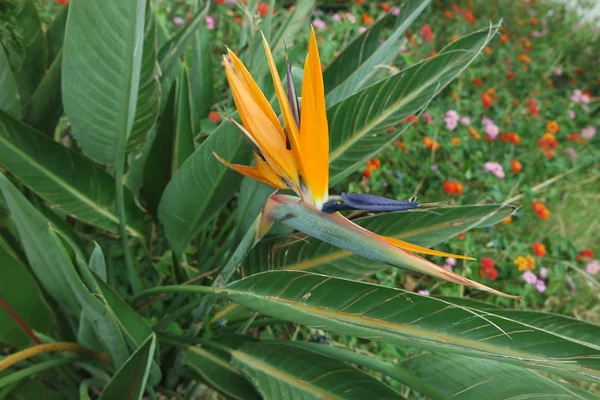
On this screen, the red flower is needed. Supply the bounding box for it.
[532,242,547,257]
[395,141,408,152]
[481,92,493,109]
[380,2,391,12]
[527,98,539,116]
[532,202,550,220]
[457,233,466,240]
[208,111,221,124]
[464,10,476,25]
[55,0,69,4]
[506,71,515,80]
[443,181,463,195]
[472,78,484,87]
[577,249,594,262]
[401,115,418,125]
[256,2,270,17]
[420,24,434,43]
[510,160,522,173]
[480,258,498,280]
[480,258,495,270]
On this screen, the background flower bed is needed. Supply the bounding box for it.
[15,0,600,396]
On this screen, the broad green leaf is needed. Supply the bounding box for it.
[141,85,177,214]
[93,274,162,385]
[99,334,156,400]
[0,45,21,119]
[434,295,500,309]
[223,271,600,382]
[158,121,252,254]
[244,205,515,278]
[13,0,47,109]
[325,0,430,105]
[45,3,69,65]
[231,342,405,399]
[0,236,53,346]
[292,342,593,400]
[62,0,147,166]
[0,110,145,237]
[0,173,80,315]
[127,1,160,151]
[235,177,275,242]
[260,196,514,296]
[187,25,213,128]
[126,126,157,194]
[183,335,261,400]
[327,26,498,185]
[269,0,315,53]
[172,67,195,172]
[23,52,63,135]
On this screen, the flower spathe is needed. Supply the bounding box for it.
[216,29,517,298]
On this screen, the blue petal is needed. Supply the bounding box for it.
[341,192,420,212]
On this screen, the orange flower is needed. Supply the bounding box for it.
[486,88,497,100]
[574,66,584,74]
[450,36,459,43]
[256,2,270,17]
[233,16,243,25]
[500,133,521,145]
[444,10,454,19]
[380,2,391,12]
[464,10,476,24]
[519,54,532,63]
[402,115,418,125]
[361,13,374,26]
[355,0,364,4]
[546,120,560,135]
[500,34,510,44]
[443,181,463,195]
[523,40,532,52]
[532,242,547,257]
[451,137,461,146]
[532,202,550,220]
[423,137,439,151]
[472,78,484,87]
[483,46,492,55]
[481,92,493,109]
[566,133,585,144]
[208,111,221,124]
[429,50,438,57]
[516,18,524,26]
[457,232,466,240]
[395,141,407,152]
[365,157,381,170]
[538,133,558,156]
[530,17,539,26]
[502,215,512,224]
[514,255,536,271]
[468,127,480,140]
[510,160,522,173]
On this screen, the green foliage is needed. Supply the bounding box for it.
[0,0,597,399]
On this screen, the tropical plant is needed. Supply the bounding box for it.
[0,0,598,399]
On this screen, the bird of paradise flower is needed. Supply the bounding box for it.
[215,28,517,298]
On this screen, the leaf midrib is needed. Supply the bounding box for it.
[0,132,142,238]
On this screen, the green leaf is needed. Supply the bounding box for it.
[0,236,53,346]
[13,0,47,109]
[0,173,80,315]
[231,342,405,399]
[244,205,515,278]
[0,45,21,119]
[99,334,157,400]
[327,25,498,185]
[269,0,315,54]
[293,342,593,400]
[45,3,69,65]
[187,25,213,128]
[235,177,275,242]
[172,67,195,172]
[0,110,145,237]
[158,121,252,254]
[62,0,147,166]
[127,1,160,151]
[224,270,600,382]
[183,335,261,400]
[325,0,431,105]
[140,85,177,214]
[23,51,63,135]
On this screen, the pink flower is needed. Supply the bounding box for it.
[358,26,367,34]
[535,280,547,293]
[539,267,548,280]
[522,270,538,284]
[417,290,430,295]
[482,117,494,126]
[445,257,457,267]
[332,13,342,22]
[571,89,590,105]
[391,7,400,16]
[581,126,596,139]
[585,259,600,275]
[173,16,184,25]
[444,110,459,130]
[205,16,216,30]
[565,148,577,163]
[460,117,471,126]
[345,13,356,24]
[554,66,563,76]
[484,123,499,140]
[568,110,576,119]
[422,113,433,124]
[484,162,505,179]
[312,18,326,30]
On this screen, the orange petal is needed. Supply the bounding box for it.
[300,28,329,208]
[383,236,475,260]
[213,152,288,190]
[224,59,299,186]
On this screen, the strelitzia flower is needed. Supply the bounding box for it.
[216,29,516,298]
